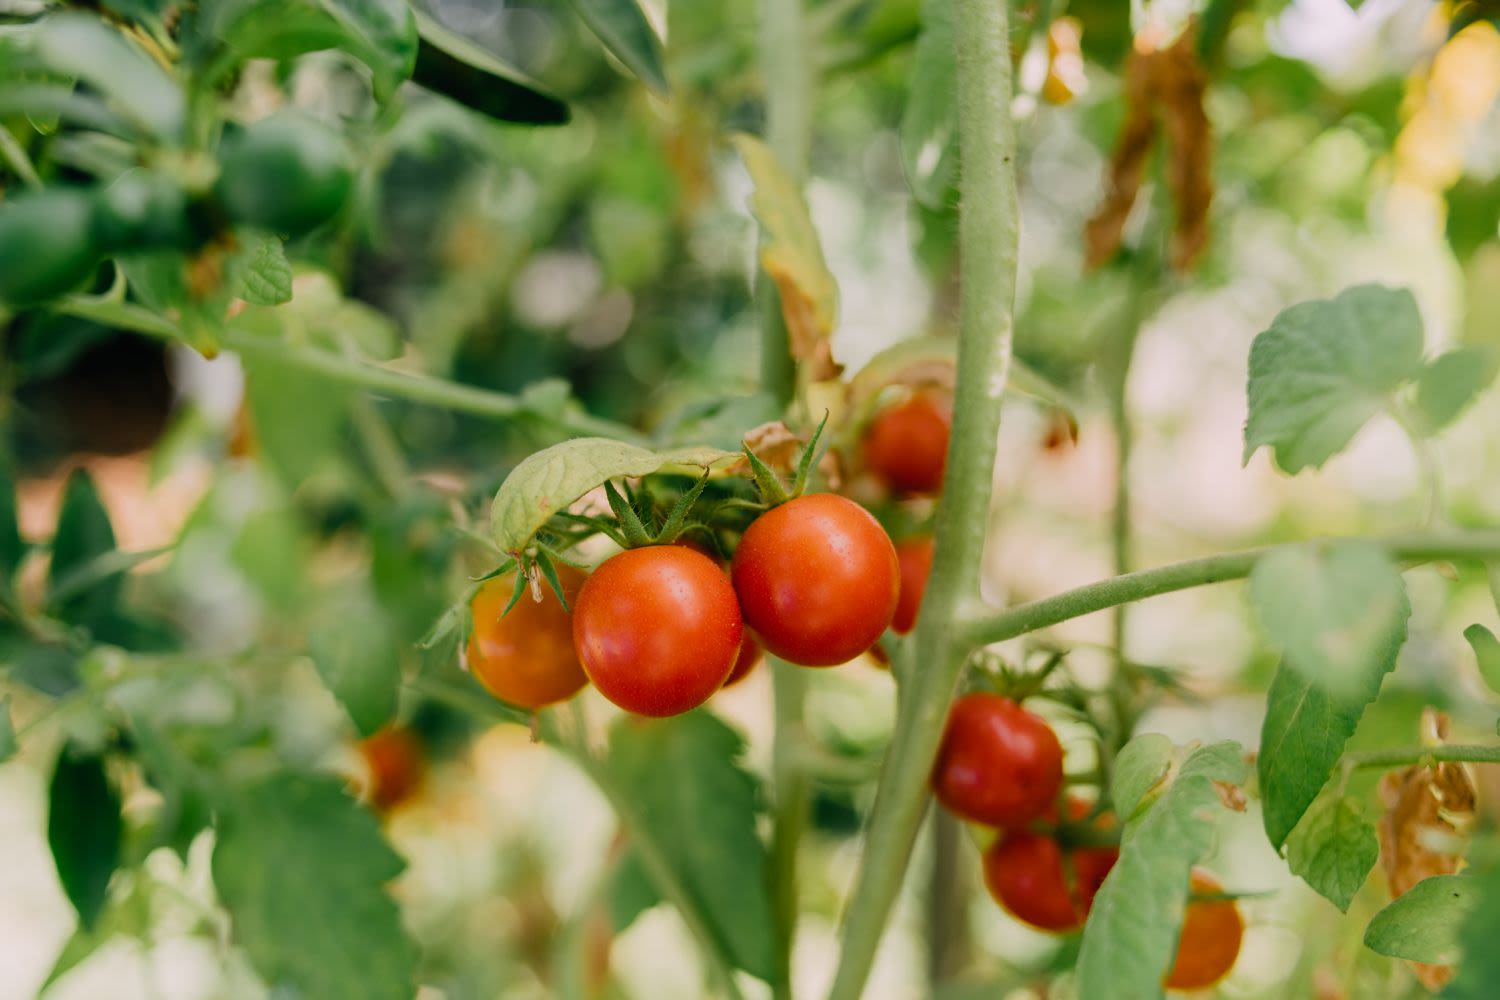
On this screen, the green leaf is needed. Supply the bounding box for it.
[608,848,660,933]
[1466,624,1500,697]
[1249,541,1410,697]
[1244,284,1426,473]
[207,0,418,101]
[229,235,293,306]
[1258,645,1402,850]
[46,544,173,614]
[213,773,418,1000]
[47,746,122,930]
[488,438,736,556]
[1415,346,1499,433]
[1077,742,1247,1000]
[309,592,401,737]
[566,0,669,95]
[411,11,569,125]
[1444,859,1500,998]
[242,344,353,489]
[1284,795,1378,912]
[608,713,778,981]
[899,0,956,208]
[1111,732,1173,821]
[0,455,21,584]
[48,470,121,627]
[0,695,16,763]
[35,13,185,138]
[1364,874,1476,964]
[40,874,152,992]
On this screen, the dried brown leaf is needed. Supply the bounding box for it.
[735,421,842,489]
[1084,42,1158,268]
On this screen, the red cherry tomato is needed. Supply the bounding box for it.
[931,692,1064,827]
[573,546,743,716]
[862,392,951,495]
[723,634,763,687]
[358,726,425,814]
[982,826,1118,932]
[892,535,935,634]
[731,493,899,666]
[1165,870,1243,990]
[468,565,589,710]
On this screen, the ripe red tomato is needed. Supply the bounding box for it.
[468,565,589,710]
[1164,870,1243,990]
[982,828,1118,932]
[723,634,762,688]
[731,493,899,666]
[862,392,951,495]
[931,693,1064,827]
[891,535,935,634]
[573,545,743,716]
[358,726,425,814]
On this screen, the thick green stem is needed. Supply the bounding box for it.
[965,531,1500,648]
[826,0,1019,995]
[925,808,968,987]
[768,657,811,1000]
[1342,743,1500,771]
[56,298,647,445]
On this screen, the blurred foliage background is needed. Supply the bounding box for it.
[4,0,1500,998]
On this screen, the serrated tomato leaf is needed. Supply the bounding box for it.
[1415,346,1498,433]
[1244,284,1426,473]
[47,746,122,930]
[229,234,293,306]
[1077,742,1247,1000]
[1364,874,1475,964]
[608,847,660,933]
[1443,860,1500,998]
[309,591,401,737]
[607,712,778,981]
[1464,623,1500,697]
[1110,732,1173,821]
[213,773,418,1000]
[1285,795,1377,912]
[489,438,735,556]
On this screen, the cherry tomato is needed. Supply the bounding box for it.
[982,828,1119,932]
[216,111,353,236]
[358,726,425,813]
[573,545,743,716]
[862,392,951,495]
[731,493,899,666]
[723,634,763,687]
[931,692,1064,827]
[0,189,101,306]
[1164,870,1243,990]
[892,535,935,634]
[467,564,589,710]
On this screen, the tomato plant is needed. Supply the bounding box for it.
[3,0,1500,998]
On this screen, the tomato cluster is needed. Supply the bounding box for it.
[931,693,1242,987]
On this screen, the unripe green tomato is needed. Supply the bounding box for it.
[91,170,197,252]
[0,188,102,307]
[214,111,354,236]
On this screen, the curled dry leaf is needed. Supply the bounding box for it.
[737,421,842,490]
[1083,24,1213,271]
[1214,779,1248,812]
[1377,708,1478,991]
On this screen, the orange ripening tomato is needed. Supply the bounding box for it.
[573,545,743,717]
[891,535,935,634]
[468,565,590,710]
[1164,870,1244,990]
[931,692,1064,827]
[358,726,425,814]
[982,828,1119,932]
[861,392,951,495]
[731,493,899,666]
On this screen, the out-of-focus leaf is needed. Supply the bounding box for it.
[0,695,16,763]
[1284,795,1378,912]
[411,11,569,125]
[40,874,151,991]
[1365,874,1474,966]
[47,471,121,628]
[608,713,778,981]
[733,133,841,382]
[34,13,184,139]
[47,746,122,930]
[1249,541,1409,697]
[1244,284,1426,473]
[1415,346,1499,433]
[213,773,418,999]
[241,343,353,489]
[1077,742,1247,999]
[566,0,669,95]
[898,0,955,209]
[1464,624,1500,697]
[228,235,293,306]
[1444,854,1500,998]
[1111,732,1174,821]
[309,590,401,737]
[608,847,660,932]
[0,455,21,584]
[489,439,735,556]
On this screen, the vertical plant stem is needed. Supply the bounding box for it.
[826,0,1020,994]
[1105,317,1140,659]
[925,808,969,987]
[760,0,815,995]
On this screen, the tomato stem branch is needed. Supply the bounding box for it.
[963,531,1500,647]
[826,0,1020,995]
[1341,743,1500,771]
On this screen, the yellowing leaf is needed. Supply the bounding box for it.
[733,134,841,381]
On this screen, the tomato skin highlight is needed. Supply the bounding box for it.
[862,392,951,495]
[467,565,589,710]
[1165,870,1243,990]
[931,693,1064,827]
[731,493,899,667]
[892,535,935,634]
[982,828,1119,932]
[573,546,743,717]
